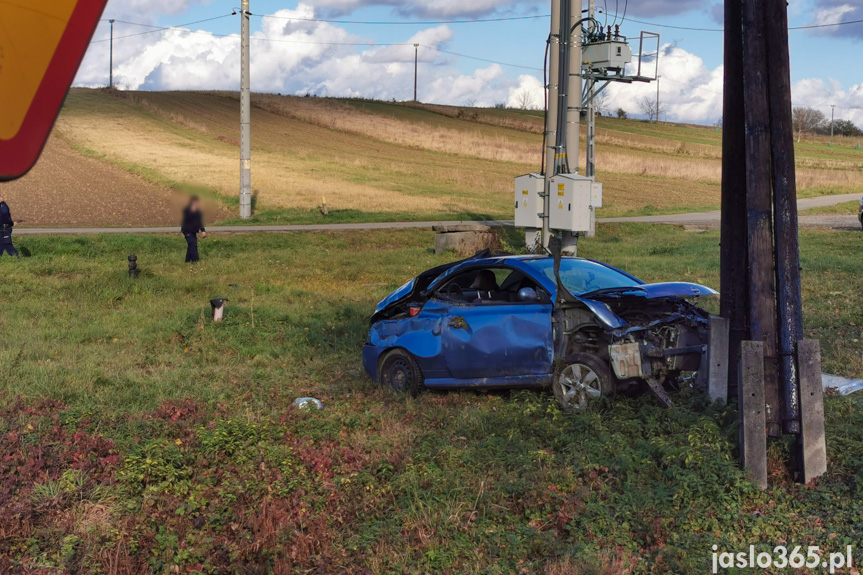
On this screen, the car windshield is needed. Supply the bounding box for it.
[523,258,641,296]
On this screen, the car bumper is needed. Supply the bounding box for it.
[362,344,386,382]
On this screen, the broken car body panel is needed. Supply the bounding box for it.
[364,255,716,393]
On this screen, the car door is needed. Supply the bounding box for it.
[437,293,554,381]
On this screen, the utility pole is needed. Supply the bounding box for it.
[565,0,582,176]
[830,104,835,139]
[585,0,596,178]
[109,19,115,88]
[413,44,420,102]
[239,0,252,219]
[542,0,561,250]
[655,74,661,123]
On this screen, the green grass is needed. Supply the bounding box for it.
[1,226,863,574]
[801,200,862,216]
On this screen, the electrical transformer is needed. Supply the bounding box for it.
[514,173,544,229]
[549,174,596,233]
[582,40,632,71]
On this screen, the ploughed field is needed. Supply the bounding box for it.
[6,88,863,227]
[1,225,862,574]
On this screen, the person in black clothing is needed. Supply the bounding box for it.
[0,196,19,258]
[181,196,207,263]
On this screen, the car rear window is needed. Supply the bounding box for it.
[524,259,641,296]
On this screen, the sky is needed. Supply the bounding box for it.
[74,0,863,126]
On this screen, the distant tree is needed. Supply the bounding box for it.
[592,90,609,116]
[638,95,665,122]
[792,107,826,142]
[815,118,863,137]
[616,107,628,119]
[494,102,507,109]
[514,89,536,110]
[464,98,477,107]
[713,116,723,128]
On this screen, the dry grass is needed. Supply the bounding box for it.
[52,89,862,222]
[253,94,540,166]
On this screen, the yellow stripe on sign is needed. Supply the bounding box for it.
[0,0,77,140]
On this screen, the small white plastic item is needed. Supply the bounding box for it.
[292,397,324,410]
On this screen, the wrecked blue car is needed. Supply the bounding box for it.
[363,251,717,410]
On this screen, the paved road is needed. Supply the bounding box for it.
[599,192,862,229]
[14,193,861,235]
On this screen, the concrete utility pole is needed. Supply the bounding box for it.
[414,43,420,102]
[585,0,596,178]
[830,104,836,139]
[109,19,115,88]
[542,0,561,249]
[239,0,252,219]
[655,74,661,123]
[565,0,582,176]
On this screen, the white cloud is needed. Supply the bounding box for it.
[76,3,522,104]
[506,74,544,109]
[791,77,863,126]
[810,0,863,38]
[103,0,213,23]
[603,44,724,124]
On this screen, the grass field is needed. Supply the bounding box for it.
[1,225,862,574]
[6,88,858,227]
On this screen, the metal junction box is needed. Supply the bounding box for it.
[590,181,603,208]
[514,173,543,229]
[549,174,593,233]
[582,41,632,71]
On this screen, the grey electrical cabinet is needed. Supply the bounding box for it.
[514,173,544,229]
[549,174,593,233]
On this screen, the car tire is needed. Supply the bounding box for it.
[379,349,424,398]
[553,353,615,412]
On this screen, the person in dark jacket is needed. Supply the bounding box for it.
[0,197,19,258]
[181,196,207,263]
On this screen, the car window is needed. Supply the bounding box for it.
[523,259,640,296]
[434,267,546,305]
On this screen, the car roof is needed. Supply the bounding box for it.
[428,255,631,295]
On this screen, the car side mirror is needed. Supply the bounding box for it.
[518,287,539,302]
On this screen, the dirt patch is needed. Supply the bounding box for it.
[0,136,232,227]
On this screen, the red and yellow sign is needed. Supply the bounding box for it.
[0,0,108,181]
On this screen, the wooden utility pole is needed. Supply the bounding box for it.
[720,0,748,399]
[721,0,826,485]
[765,0,804,435]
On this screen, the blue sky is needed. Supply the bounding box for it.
[75,0,863,125]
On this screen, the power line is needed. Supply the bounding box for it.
[598,10,863,32]
[253,13,551,25]
[91,15,234,42]
[426,47,543,71]
[90,17,541,70]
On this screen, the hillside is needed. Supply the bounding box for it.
[6,88,863,226]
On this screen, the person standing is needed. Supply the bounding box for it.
[0,196,19,258]
[181,196,207,263]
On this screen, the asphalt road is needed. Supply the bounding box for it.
[14,193,861,235]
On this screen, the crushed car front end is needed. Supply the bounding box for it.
[554,282,716,405]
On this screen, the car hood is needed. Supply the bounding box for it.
[576,282,717,329]
[580,282,718,301]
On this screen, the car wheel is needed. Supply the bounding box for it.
[554,353,614,411]
[379,349,424,397]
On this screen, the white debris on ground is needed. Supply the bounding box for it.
[823,374,863,396]
[292,397,324,410]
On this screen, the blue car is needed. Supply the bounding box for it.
[363,252,718,410]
